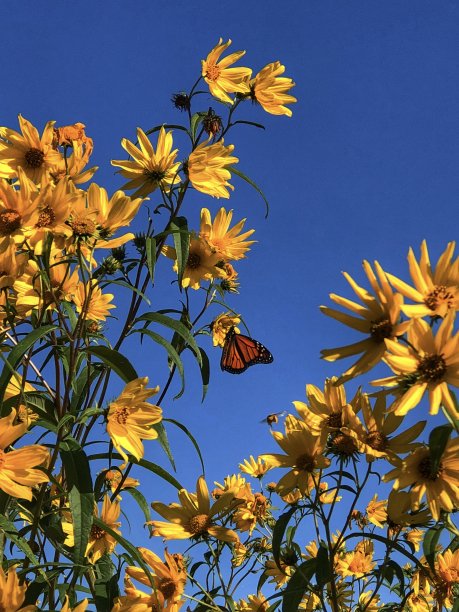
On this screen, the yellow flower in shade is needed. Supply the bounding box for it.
[106,377,162,463]
[249,62,297,117]
[320,260,411,383]
[112,576,182,612]
[264,558,294,589]
[0,167,39,245]
[4,376,35,401]
[318,481,342,504]
[340,393,425,461]
[52,122,92,149]
[404,527,424,552]
[293,377,361,439]
[111,127,181,198]
[386,490,431,527]
[0,238,28,289]
[236,593,269,612]
[436,548,459,608]
[50,139,98,185]
[73,280,115,322]
[383,437,459,521]
[62,495,121,564]
[149,475,240,543]
[366,494,387,528]
[386,240,459,319]
[0,565,36,612]
[239,455,270,479]
[0,408,49,500]
[188,140,238,198]
[125,547,186,610]
[199,207,255,261]
[219,262,240,293]
[27,177,75,254]
[406,570,435,612]
[202,38,252,104]
[335,544,376,579]
[0,115,62,183]
[211,312,241,347]
[371,311,459,418]
[163,236,226,290]
[104,466,140,497]
[356,591,380,611]
[260,417,330,496]
[15,256,80,316]
[60,595,89,612]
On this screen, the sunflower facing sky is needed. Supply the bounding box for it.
[111,126,181,198]
[199,207,255,260]
[249,61,297,117]
[202,38,252,104]
[187,139,238,198]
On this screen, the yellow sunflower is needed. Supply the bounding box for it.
[239,455,270,479]
[49,139,98,185]
[201,38,252,104]
[60,595,89,612]
[199,207,255,261]
[249,62,297,117]
[436,548,459,608]
[386,240,459,319]
[320,260,411,383]
[386,490,431,527]
[260,417,329,496]
[0,408,49,500]
[163,236,226,290]
[111,127,181,198]
[371,311,459,418]
[0,167,39,245]
[149,475,240,543]
[236,593,270,612]
[187,139,238,198]
[340,392,425,461]
[366,494,387,528]
[104,466,140,497]
[335,545,376,579]
[0,565,36,612]
[0,238,28,289]
[0,115,62,183]
[211,312,241,347]
[73,279,115,322]
[383,437,459,521]
[125,547,186,610]
[106,377,162,463]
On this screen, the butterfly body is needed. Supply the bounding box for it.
[220,327,273,374]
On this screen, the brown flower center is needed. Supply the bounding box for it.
[424,285,455,312]
[205,64,221,82]
[187,253,201,269]
[0,209,22,236]
[418,455,444,480]
[417,353,447,382]
[370,318,393,343]
[295,453,315,472]
[158,577,177,600]
[68,216,96,237]
[365,431,388,451]
[24,147,45,168]
[113,405,130,425]
[330,432,358,456]
[143,168,166,184]
[36,206,56,228]
[90,524,105,540]
[327,411,342,428]
[187,513,211,535]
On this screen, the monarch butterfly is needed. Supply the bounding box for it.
[220,327,273,374]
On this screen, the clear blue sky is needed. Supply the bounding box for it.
[3,0,458,585]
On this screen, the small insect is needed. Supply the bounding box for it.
[220,327,273,374]
[262,411,287,427]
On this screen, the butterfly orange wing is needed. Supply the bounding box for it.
[221,328,273,374]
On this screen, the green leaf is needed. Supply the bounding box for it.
[102,279,151,305]
[272,507,297,570]
[153,422,175,470]
[125,488,151,523]
[282,559,316,612]
[145,236,156,285]
[315,544,330,587]
[133,312,202,365]
[88,452,183,490]
[379,559,405,592]
[190,112,206,143]
[145,124,188,135]
[130,329,185,399]
[70,364,104,415]
[232,119,266,130]
[85,346,138,383]
[0,324,57,415]
[228,165,270,218]
[0,515,48,581]
[429,425,453,475]
[169,217,190,289]
[94,554,119,611]
[423,525,444,573]
[198,347,210,402]
[60,442,94,565]
[164,418,205,476]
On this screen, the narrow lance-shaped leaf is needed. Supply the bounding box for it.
[145,236,156,285]
[429,424,452,475]
[228,165,270,218]
[282,559,317,612]
[85,346,138,383]
[164,418,205,476]
[169,217,190,289]
[272,507,297,570]
[0,515,48,581]
[0,324,58,415]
